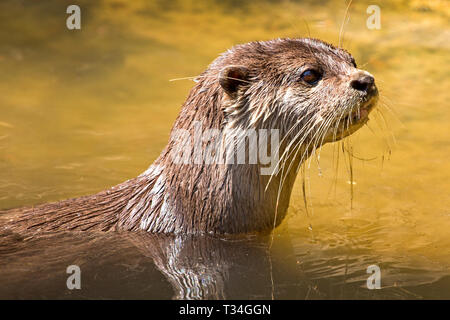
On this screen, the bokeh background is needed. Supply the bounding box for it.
[0,0,449,299]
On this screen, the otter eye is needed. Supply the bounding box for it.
[300,69,322,85]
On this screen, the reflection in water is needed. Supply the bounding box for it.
[0,0,449,299]
[126,233,277,299]
[0,230,298,300]
[1,227,447,299]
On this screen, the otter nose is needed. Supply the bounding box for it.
[350,72,375,93]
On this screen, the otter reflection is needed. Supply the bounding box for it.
[125,231,300,299]
[0,228,301,299]
[0,228,431,299]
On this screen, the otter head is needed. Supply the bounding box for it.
[134,38,381,234]
[215,38,378,154]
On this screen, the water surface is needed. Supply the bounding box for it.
[0,0,449,299]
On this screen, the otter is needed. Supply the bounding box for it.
[0,38,378,235]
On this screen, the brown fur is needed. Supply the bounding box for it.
[0,38,377,235]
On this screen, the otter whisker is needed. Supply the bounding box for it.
[265,110,326,190]
[170,74,253,85]
[312,111,338,166]
[287,111,334,162]
[303,19,312,39]
[304,112,335,169]
[372,109,394,152]
[346,138,354,211]
[301,165,310,217]
[343,146,378,161]
[376,108,397,146]
[321,106,356,199]
[278,112,336,193]
[270,110,334,222]
[265,122,307,190]
[332,105,350,142]
[300,118,335,184]
[338,0,353,48]
[282,116,328,174]
[327,141,341,199]
[379,100,402,127]
[169,75,202,82]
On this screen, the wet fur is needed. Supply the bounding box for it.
[0,38,376,235]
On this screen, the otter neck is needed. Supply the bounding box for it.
[119,78,310,234]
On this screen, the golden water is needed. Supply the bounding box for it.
[0,0,449,299]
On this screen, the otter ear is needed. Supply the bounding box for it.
[219,65,250,98]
